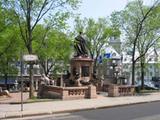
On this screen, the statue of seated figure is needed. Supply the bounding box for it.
[74,32,88,57]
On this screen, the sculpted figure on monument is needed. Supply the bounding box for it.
[74,32,88,57]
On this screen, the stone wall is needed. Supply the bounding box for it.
[38,85,97,100]
[108,85,135,97]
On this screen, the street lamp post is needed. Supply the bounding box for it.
[112,60,119,84]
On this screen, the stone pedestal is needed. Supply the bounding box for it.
[108,85,135,97]
[70,56,94,86]
[37,85,97,100]
[108,85,119,97]
[88,85,97,99]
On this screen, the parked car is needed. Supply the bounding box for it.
[152,77,160,88]
[135,80,159,90]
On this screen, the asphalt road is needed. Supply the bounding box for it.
[7,101,160,120]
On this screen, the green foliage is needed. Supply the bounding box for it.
[32,25,72,75]
[33,27,72,61]
[0,6,21,76]
[2,0,81,53]
[109,11,121,37]
[0,27,20,75]
[116,0,160,52]
[74,17,119,64]
[120,0,160,63]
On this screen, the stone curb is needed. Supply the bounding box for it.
[52,100,160,114]
[1,111,53,119]
[1,99,160,119]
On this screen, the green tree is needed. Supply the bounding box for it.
[0,28,21,90]
[0,5,21,90]
[74,17,119,70]
[114,0,160,85]
[33,25,72,76]
[137,6,160,89]
[3,0,80,98]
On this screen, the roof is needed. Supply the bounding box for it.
[98,46,121,63]
[122,48,160,64]
[103,46,121,59]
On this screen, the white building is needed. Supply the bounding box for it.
[122,48,160,84]
[98,43,160,86]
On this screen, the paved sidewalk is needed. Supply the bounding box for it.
[1,92,160,119]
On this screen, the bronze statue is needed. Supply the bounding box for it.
[74,32,88,57]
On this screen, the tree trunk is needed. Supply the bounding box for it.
[45,58,48,76]
[93,60,97,72]
[140,57,145,90]
[29,62,34,98]
[4,73,9,90]
[131,61,135,85]
[28,42,35,98]
[5,61,9,90]
[131,40,137,85]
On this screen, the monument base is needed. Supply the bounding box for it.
[70,56,94,87]
[37,84,97,100]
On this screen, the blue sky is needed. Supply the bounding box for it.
[68,0,129,29]
[77,0,129,19]
[68,0,152,30]
[77,0,151,19]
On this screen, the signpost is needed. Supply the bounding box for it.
[23,54,38,62]
[20,54,38,111]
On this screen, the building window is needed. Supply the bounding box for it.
[148,58,152,61]
[112,53,116,57]
[82,66,89,77]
